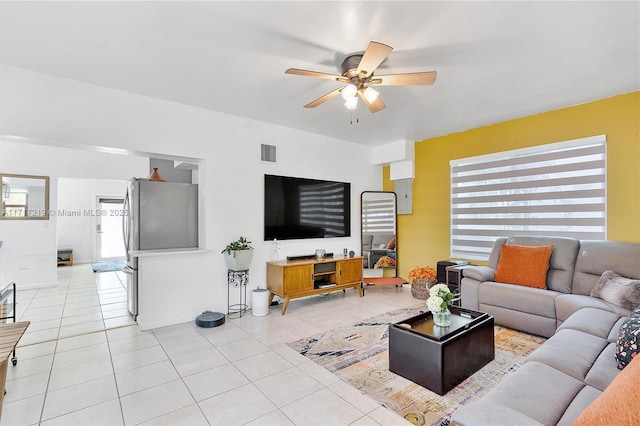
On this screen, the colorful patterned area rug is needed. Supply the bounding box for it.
[287,305,546,426]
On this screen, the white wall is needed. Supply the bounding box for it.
[0,64,382,328]
[57,178,131,264]
[0,140,148,288]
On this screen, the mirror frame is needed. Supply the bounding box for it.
[1,173,50,220]
[361,190,398,277]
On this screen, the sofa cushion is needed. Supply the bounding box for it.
[479,282,560,318]
[451,401,544,426]
[495,244,553,289]
[590,270,640,311]
[573,355,640,426]
[555,295,630,326]
[555,385,601,425]
[584,343,622,391]
[525,329,608,383]
[479,304,558,338]
[572,240,640,296]
[481,362,584,425]
[615,315,640,369]
[362,233,374,251]
[557,307,623,340]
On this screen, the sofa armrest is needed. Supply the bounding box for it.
[463,266,495,282]
[370,249,390,255]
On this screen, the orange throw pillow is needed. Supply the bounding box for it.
[494,244,554,289]
[573,355,640,425]
[386,237,396,250]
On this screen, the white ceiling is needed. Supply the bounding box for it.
[0,1,638,147]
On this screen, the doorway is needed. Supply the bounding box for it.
[96,196,126,260]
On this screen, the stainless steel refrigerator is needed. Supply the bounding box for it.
[122,178,198,319]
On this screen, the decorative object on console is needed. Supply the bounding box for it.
[590,270,640,311]
[147,167,166,182]
[315,249,326,259]
[408,265,437,300]
[494,243,554,289]
[426,283,459,327]
[348,250,355,258]
[269,238,281,261]
[222,236,254,271]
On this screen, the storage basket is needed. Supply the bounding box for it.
[411,279,436,300]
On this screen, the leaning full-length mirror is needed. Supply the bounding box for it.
[1,173,50,219]
[361,191,397,277]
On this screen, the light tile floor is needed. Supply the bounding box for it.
[3,264,415,425]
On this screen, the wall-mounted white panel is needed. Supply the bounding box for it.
[372,140,408,165]
[390,160,414,180]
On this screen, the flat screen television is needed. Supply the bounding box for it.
[264,174,351,241]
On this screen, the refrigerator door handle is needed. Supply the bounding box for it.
[122,190,130,254]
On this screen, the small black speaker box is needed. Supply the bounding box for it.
[436,260,469,283]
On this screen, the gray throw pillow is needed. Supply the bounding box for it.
[590,270,640,311]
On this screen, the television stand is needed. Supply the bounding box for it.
[266,256,364,314]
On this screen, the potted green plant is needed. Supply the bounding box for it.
[222,236,254,271]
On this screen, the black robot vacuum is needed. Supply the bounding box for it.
[195,311,225,328]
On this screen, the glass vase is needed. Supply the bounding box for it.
[433,307,451,327]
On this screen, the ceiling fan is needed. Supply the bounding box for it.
[285,41,437,113]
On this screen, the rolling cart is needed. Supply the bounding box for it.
[0,282,18,366]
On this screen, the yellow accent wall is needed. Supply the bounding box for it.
[390,91,640,277]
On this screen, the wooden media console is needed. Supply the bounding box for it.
[266,256,364,314]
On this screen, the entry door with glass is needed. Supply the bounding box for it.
[96,197,126,260]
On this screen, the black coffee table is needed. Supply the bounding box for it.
[389,306,494,395]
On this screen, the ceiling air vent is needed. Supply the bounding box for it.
[261,144,277,163]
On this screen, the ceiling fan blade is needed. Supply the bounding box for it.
[372,71,437,86]
[285,68,349,83]
[358,91,386,113]
[356,41,393,78]
[304,87,343,108]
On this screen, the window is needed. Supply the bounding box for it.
[299,181,348,237]
[450,135,606,261]
[2,190,28,217]
[362,196,396,234]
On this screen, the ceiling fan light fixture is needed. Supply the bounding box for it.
[341,84,357,100]
[344,96,358,110]
[362,86,379,104]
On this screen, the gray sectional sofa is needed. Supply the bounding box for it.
[460,236,639,338]
[450,236,640,425]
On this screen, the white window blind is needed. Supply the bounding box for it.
[362,197,396,234]
[450,135,606,261]
[299,182,347,237]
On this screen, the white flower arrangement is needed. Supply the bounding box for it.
[426,284,459,313]
[426,295,444,312]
